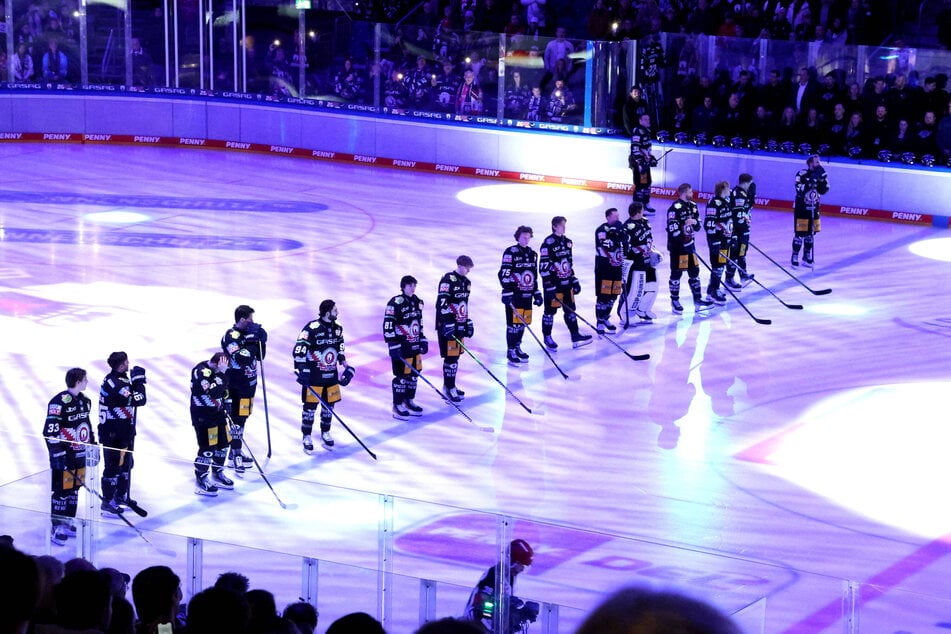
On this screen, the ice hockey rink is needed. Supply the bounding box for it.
[2,142,951,633]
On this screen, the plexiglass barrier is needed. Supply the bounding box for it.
[6,6,951,148]
[8,445,948,634]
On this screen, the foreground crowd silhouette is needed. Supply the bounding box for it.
[1,535,744,634]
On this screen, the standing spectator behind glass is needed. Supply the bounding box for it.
[546,78,576,122]
[936,99,951,161]
[432,59,460,112]
[334,58,363,102]
[691,95,719,137]
[130,37,154,88]
[525,85,544,121]
[13,42,34,81]
[504,70,530,119]
[384,69,409,112]
[521,0,546,32]
[406,55,432,108]
[543,27,572,83]
[455,68,483,115]
[42,38,68,84]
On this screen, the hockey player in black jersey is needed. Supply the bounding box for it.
[793,155,829,267]
[221,304,267,474]
[294,299,354,448]
[703,180,732,305]
[666,183,714,314]
[384,276,428,420]
[436,256,474,402]
[190,352,233,496]
[725,173,756,288]
[98,351,146,516]
[498,226,543,365]
[619,202,662,325]
[628,113,657,214]
[44,367,97,545]
[594,208,625,333]
[539,216,592,349]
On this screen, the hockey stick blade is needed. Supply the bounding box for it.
[749,241,831,295]
[125,500,148,517]
[627,352,651,361]
[696,253,771,325]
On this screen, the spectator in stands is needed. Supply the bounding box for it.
[759,69,787,119]
[574,585,741,634]
[622,85,650,136]
[845,81,864,116]
[792,66,819,116]
[776,105,798,142]
[384,68,409,111]
[692,94,719,136]
[132,566,183,634]
[520,0,546,33]
[0,545,39,634]
[586,0,612,40]
[455,68,483,114]
[817,72,843,122]
[799,106,822,148]
[866,103,894,155]
[547,78,577,122]
[936,99,951,160]
[543,26,572,78]
[49,569,112,634]
[504,69,531,118]
[888,73,918,122]
[186,587,248,634]
[844,110,866,156]
[432,59,460,112]
[748,103,777,141]
[824,102,849,151]
[131,36,154,88]
[13,41,35,81]
[888,118,916,155]
[915,110,939,155]
[41,38,68,83]
[325,612,385,634]
[283,602,318,634]
[665,93,691,135]
[102,568,135,634]
[246,589,281,634]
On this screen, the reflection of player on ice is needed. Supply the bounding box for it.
[44,367,97,545]
[792,155,829,267]
[619,202,662,326]
[294,300,355,449]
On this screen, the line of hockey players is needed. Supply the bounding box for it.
[42,158,827,543]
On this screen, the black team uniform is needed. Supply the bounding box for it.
[620,203,661,325]
[703,187,731,304]
[725,175,756,288]
[792,157,829,267]
[384,276,428,420]
[594,210,624,333]
[294,300,354,448]
[498,229,543,365]
[190,354,233,496]
[666,187,713,314]
[435,261,474,402]
[44,369,95,545]
[539,221,592,349]
[98,353,146,516]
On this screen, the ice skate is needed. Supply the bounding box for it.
[321,430,335,448]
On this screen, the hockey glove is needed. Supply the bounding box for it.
[441,321,455,339]
[648,155,658,167]
[50,451,66,472]
[130,365,147,384]
[296,368,311,386]
[533,291,544,306]
[747,181,756,199]
[501,292,513,305]
[464,319,474,338]
[339,365,356,386]
[572,278,582,295]
[85,444,100,467]
[419,338,429,355]
[388,344,403,361]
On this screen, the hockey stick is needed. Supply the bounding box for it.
[720,252,803,310]
[296,374,378,460]
[67,467,174,556]
[452,336,533,414]
[124,411,147,517]
[225,413,297,509]
[399,359,492,431]
[696,253,772,325]
[257,342,272,460]
[553,299,650,361]
[749,241,831,295]
[510,309,569,380]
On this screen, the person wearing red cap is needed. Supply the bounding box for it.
[462,539,535,632]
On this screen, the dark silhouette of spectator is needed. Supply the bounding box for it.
[844,110,866,156]
[776,105,798,142]
[33,555,65,628]
[791,66,819,116]
[246,589,280,634]
[748,103,777,141]
[0,545,39,634]
[415,618,483,633]
[504,69,531,118]
[214,571,250,594]
[42,569,112,634]
[585,0,612,39]
[282,602,318,634]
[101,568,134,634]
[824,102,849,151]
[687,0,720,34]
[665,93,691,134]
[915,110,939,155]
[691,94,719,136]
[888,118,916,155]
[799,106,822,148]
[844,81,864,117]
[720,92,746,137]
[936,98,951,160]
[817,72,843,121]
[41,37,68,83]
[574,585,741,634]
[622,85,651,136]
[866,104,895,154]
[186,587,249,634]
[132,566,183,634]
[758,69,788,119]
[862,75,888,121]
[325,612,385,634]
